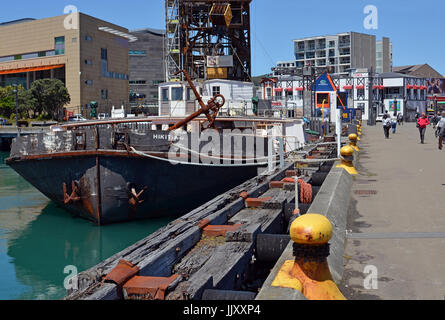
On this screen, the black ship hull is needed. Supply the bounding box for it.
[8,151,259,225]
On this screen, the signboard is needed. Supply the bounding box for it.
[207,67,228,79]
[389,100,401,112]
[207,56,234,68]
[313,72,336,92]
[426,78,445,96]
[337,92,350,122]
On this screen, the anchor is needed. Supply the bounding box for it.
[128,185,148,207]
[168,69,225,131]
[63,181,81,204]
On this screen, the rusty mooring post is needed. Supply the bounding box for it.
[271,214,346,300]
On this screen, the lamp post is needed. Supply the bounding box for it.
[12,84,20,137]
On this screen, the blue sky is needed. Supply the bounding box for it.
[1,0,444,76]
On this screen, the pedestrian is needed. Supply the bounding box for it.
[437,111,445,142]
[382,114,391,139]
[397,113,404,126]
[416,113,430,144]
[391,114,398,134]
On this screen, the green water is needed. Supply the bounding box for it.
[0,152,172,300]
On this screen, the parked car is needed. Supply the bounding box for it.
[98,113,110,120]
[376,114,384,122]
[68,114,88,122]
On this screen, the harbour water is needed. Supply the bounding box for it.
[0,152,173,300]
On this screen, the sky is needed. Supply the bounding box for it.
[1,0,444,76]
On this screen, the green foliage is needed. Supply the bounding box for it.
[0,79,70,121]
[30,79,70,121]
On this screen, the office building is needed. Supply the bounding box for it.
[129,28,165,112]
[0,13,132,115]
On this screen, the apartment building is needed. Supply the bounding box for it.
[0,13,132,115]
[376,37,393,74]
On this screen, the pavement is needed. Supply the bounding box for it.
[340,122,445,300]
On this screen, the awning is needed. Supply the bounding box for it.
[295,87,304,91]
[356,85,365,90]
[0,64,65,75]
[274,88,283,92]
[343,85,353,90]
[285,87,293,91]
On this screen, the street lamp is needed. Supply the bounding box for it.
[12,84,19,137]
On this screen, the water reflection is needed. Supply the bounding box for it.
[0,152,172,300]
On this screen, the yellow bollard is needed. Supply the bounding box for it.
[336,146,358,175]
[271,214,346,300]
[348,134,360,152]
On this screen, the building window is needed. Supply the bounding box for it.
[212,86,221,96]
[187,88,196,101]
[38,51,46,57]
[162,88,169,101]
[72,37,77,43]
[171,87,183,101]
[101,48,108,60]
[101,89,108,99]
[85,80,93,86]
[14,55,22,60]
[55,37,65,55]
[85,35,93,42]
[130,80,147,85]
[266,88,272,98]
[129,50,147,56]
[85,60,92,65]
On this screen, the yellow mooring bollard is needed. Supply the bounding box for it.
[348,134,359,153]
[271,214,346,300]
[336,146,358,175]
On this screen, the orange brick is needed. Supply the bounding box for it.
[286,170,298,177]
[198,218,211,229]
[270,181,286,189]
[123,275,179,300]
[240,191,249,200]
[203,224,243,237]
[245,197,273,208]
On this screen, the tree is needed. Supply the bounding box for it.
[30,79,70,121]
[0,86,15,118]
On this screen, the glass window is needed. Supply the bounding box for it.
[85,80,93,86]
[14,55,22,60]
[129,50,147,56]
[212,86,221,96]
[55,37,65,55]
[38,51,46,57]
[171,87,183,101]
[162,88,169,101]
[101,89,108,99]
[187,88,196,100]
[101,48,108,60]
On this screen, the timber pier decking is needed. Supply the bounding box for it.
[64,139,347,301]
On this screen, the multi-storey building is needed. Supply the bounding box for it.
[128,28,165,112]
[376,37,393,74]
[0,13,132,116]
[293,32,379,77]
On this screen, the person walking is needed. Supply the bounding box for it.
[391,114,398,134]
[382,114,391,139]
[397,113,404,126]
[437,111,445,148]
[417,113,430,144]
